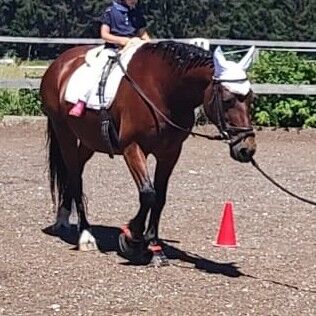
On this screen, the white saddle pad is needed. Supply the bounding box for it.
[65,40,146,110]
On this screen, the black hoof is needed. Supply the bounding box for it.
[119,232,140,256]
[118,233,151,265]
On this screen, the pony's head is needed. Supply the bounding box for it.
[204,46,257,163]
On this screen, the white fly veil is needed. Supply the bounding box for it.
[213,46,255,95]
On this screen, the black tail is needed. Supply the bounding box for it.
[46,118,68,209]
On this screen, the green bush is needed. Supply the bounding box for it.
[253,96,316,128]
[250,51,316,84]
[0,89,42,117]
[249,51,316,128]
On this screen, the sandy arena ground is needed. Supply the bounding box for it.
[0,120,315,315]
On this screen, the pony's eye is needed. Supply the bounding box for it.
[222,94,236,108]
[237,94,247,102]
[223,99,234,109]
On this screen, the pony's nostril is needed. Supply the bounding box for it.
[249,148,256,157]
[239,147,255,162]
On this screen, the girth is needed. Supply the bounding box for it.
[98,54,120,158]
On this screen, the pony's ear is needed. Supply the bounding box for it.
[239,46,256,70]
[213,46,228,76]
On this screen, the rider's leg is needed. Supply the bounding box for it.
[69,48,114,117]
[69,99,86,117]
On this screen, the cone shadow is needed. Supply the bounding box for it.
[163,243,242,277]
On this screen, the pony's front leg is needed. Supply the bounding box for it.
[119,143,155,263]
[144,147,182,267]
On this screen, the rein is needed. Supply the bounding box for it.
[212,78,315,206]
[250,158,316,206]
[114,53,316,206]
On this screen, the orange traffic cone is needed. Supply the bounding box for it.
[213,201,238,248]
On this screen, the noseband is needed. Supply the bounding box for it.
[212,79,255,146]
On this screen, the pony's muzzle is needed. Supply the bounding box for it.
[230,135,256,163]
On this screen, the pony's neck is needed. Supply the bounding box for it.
[142,41,213,110]
[169,66,212,110]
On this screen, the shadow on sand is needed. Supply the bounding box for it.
[42,224,242,278]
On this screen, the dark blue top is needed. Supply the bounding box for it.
[101,1,146,48]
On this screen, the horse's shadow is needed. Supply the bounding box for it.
[42,224,241,278]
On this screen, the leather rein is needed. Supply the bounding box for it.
[114,53,316,207]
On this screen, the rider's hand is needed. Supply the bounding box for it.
[120,37,130,47]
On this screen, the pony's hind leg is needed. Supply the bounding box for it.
[48,119,96,251]
[119,143,155,262]
[47,118,72,232]
[53,194,72,231]
[75,143,96,251]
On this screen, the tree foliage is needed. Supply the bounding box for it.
[0,0,315,58]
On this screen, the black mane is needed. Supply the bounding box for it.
[142,40,213,70]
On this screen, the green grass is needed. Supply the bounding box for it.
[21,60,51,66]
[0,61,50,79]
[0,65,25,79]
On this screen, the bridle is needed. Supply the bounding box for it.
[211,78,255,146]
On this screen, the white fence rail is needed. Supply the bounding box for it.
[0,79,41,89]
[1,36,316,49]
[1,79,315,95]
[252,84,316,95]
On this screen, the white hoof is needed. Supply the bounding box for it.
[52,206,71,231]
[78,230,98,251]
